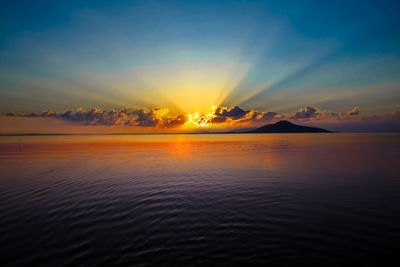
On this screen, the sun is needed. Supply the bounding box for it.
[184,106,217,128]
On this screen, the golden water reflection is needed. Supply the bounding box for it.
[1,133,399,184]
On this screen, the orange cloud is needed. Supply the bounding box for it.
[347,107,360,116]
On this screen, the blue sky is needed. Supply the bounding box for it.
[0,0,399,131]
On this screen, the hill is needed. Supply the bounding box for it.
[248,120,330,133]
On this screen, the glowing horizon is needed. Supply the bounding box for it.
[0,1,399,132]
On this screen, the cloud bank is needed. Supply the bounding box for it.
[6,107,179,128]
[4,105,400,131]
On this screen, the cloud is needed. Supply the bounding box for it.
[6,111,17,116]
[59,108,129,126]
[4,105,399,131]
[347,107,360,116]
[289,106,399,131]
[163,114,187,128]
[39,109,58,117]
[131,108,160,127]
[293,106,318,119]
[259,111,278,121]
[291,106,359,121]
[360,110,400,122]
[208,105,250,124]
[215,106,250,120]
[5,107,187,128]
[388,110,400,121]
[209,106,277,124]
[291,106,362,122]
[209,116,227,123]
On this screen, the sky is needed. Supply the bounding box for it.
[0,0,399,133]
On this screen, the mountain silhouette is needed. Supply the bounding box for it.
[248,120,330,133]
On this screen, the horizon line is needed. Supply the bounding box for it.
[2,131,400,136]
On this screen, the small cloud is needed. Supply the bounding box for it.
[26,112,40,117]
[293,106,318,119]
[388,110,400,121]
[6,111,17,116]
[260,111,277,121]
[347,107,360,116]
[40,109,57,117]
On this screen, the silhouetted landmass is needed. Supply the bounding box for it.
[248,120,330,133]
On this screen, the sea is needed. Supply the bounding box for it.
[0,133,399,266]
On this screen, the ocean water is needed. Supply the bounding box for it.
[0,133,399,266]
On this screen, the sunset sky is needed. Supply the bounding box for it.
[1,0,399,133]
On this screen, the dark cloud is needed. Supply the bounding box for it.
[6,111,17,116]
[26,112,40,117]
[59,108,129,126]
[208,106,277,124]
[211,105,254,123]
[163,114,187,128]
[209,116,227,123]
[4,107,185,128]
[347,107,360,116]
[132,108,160,127]
[260,111,277,121]
[215,106,250,120]
[291,106,355,121]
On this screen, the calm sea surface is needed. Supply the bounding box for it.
[0,133,399,266]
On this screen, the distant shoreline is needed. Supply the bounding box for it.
[2,131,400,136]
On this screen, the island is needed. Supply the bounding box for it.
[247,120,330,133]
